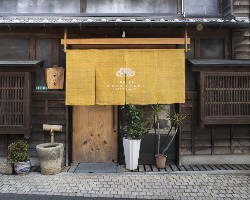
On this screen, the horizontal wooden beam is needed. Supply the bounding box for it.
[61,38,190,45]
[71,44,177,49]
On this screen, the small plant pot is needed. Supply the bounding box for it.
[123,138,141,170]
[36,143,64,175]
[155,155,167,169]
[14,161,31,175]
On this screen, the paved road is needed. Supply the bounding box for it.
[0,172,250,199]
[0,193,133,200]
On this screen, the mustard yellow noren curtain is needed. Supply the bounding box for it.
[66,50,95,105]
[95,50,126,105]
[155,49,185,104]
[125,50,157,105]
[66,49,185,105]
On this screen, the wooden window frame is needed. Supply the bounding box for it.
[200,71,250,126]
[194,36,231,60]
[0,71,31,139]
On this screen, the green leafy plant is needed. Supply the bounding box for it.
[122,104,149,140]
[7,140,29,163]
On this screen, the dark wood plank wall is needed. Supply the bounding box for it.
[0,27,230,39]
[179,91,197,156]
[0,91,67,163]
[232,29,250,59]
[222,0,250,19]
[180,91,250,156]
[30,91,66,157]
[232,0,250,19]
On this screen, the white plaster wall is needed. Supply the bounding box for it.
[184,0,219,17]
[86,0,177,14]
[0,0,80,13]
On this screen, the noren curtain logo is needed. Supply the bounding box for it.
[116,68,135,77]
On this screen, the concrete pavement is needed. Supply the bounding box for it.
[0,193,132,200]
[0,172,250,199]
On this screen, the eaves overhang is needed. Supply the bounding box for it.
[0,60,43,72]
[0,15,249,28]
[188,59,250,72]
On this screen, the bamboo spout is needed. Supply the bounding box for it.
[50,130,54,143]
[43,124,62,143]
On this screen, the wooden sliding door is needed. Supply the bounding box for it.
[72,105,117,163]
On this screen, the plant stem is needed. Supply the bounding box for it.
[161,127,178,155]
[157,119,160,155]
[165,125,173,138]
[154,113,157,135]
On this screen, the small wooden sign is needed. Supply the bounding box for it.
[45,66,64,89]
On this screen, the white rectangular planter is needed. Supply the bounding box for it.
[123,138,141,170]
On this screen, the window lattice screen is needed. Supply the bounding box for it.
[202,72,250,124]
[0,72,25,126]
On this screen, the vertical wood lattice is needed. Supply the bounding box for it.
[0,72,25,127]
[204,72,250,122]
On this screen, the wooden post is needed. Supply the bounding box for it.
[80,0,87,13]
[29,38,36,60]
[191,92,196,155]
[211,126,214,155]
[230,125,233,154]
[185,28,188,53]
[53,39,59,66]
[24,72,31,139]
[200,72,205,128]
[66,106,69,166]
[195,38,200,59]
[64,28,67,52]
[177,0,183,15]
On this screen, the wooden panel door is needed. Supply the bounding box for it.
[72,105,117,163]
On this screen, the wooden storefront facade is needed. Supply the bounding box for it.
[0,0,250,166]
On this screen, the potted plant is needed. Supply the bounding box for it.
[122,104,149,170]
[7,140,30,174]
[152,106,186,169]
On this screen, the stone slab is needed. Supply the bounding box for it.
[0,162,13,175]
[180,155,250,165]
[74,163,117,173]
